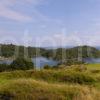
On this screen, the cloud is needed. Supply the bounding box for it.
[25,0,47,5]
[36,32,100,47]
[0,6,32,22]
[0,0,61,26]
[0,0,46,22]
[0,28,99,47]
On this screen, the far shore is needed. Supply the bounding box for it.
[0,57,14,61]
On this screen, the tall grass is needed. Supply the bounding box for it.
[0,79,100,100]
[0,64,100,100]
[0,69,96,85]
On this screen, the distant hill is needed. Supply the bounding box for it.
[96,46,100,50]
[0,44,100,60]
[0,44,46,58]
[43,45,100,60]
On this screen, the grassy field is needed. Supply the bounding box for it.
[86,64,100,70]
[0,64,100,100]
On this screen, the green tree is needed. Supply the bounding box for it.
[43,65,51,69]
[10,58,34,70]
[0,64,9,72]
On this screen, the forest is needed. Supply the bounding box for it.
[0,44,100,60]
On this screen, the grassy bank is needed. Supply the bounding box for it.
[0,64,100,100]
[0,79,100,100]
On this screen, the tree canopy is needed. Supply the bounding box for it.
[10,58,34,70]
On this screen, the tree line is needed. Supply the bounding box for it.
[0,44,100,61]
[0,58,34,72]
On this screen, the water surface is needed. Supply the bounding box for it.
[0,57,100,69]
[84,58,100,63]
[32,57,58,68]
[0,57,58,68]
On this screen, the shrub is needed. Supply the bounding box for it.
[59,72,96,84]
[43,65,51,69]
[10,58,34,70]
[0,64,9,72]
[62,59,85,66]
[27,70,96,85]
[91,70,100,74]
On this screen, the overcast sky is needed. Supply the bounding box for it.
[0,0,100,47]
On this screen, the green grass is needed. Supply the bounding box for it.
[86,64,100,70]
[0,69,96,85]
[0,79,100,100]
[0,64,100,100]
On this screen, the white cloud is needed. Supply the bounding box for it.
[0,6,32,22]
[0,0,62,27]
[0,0,46,22]
[0,28,99,47]
[36,32,100,47]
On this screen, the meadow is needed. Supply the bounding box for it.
[0,64,100,100]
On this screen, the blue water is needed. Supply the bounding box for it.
[32,57,58,68]
[0,57,58,68]
[0,60,13,65]
[0,57,100,68]
[84,58,100,63]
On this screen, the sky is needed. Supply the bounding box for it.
[0,0,100,47]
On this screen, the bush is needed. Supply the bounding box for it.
[91,70,100,74]
[59,72,96,84]
[62,59,85,66]
[43,65,51,69]
[26,70,96,85]
[0,64,9,72]
[10,58,34,70]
